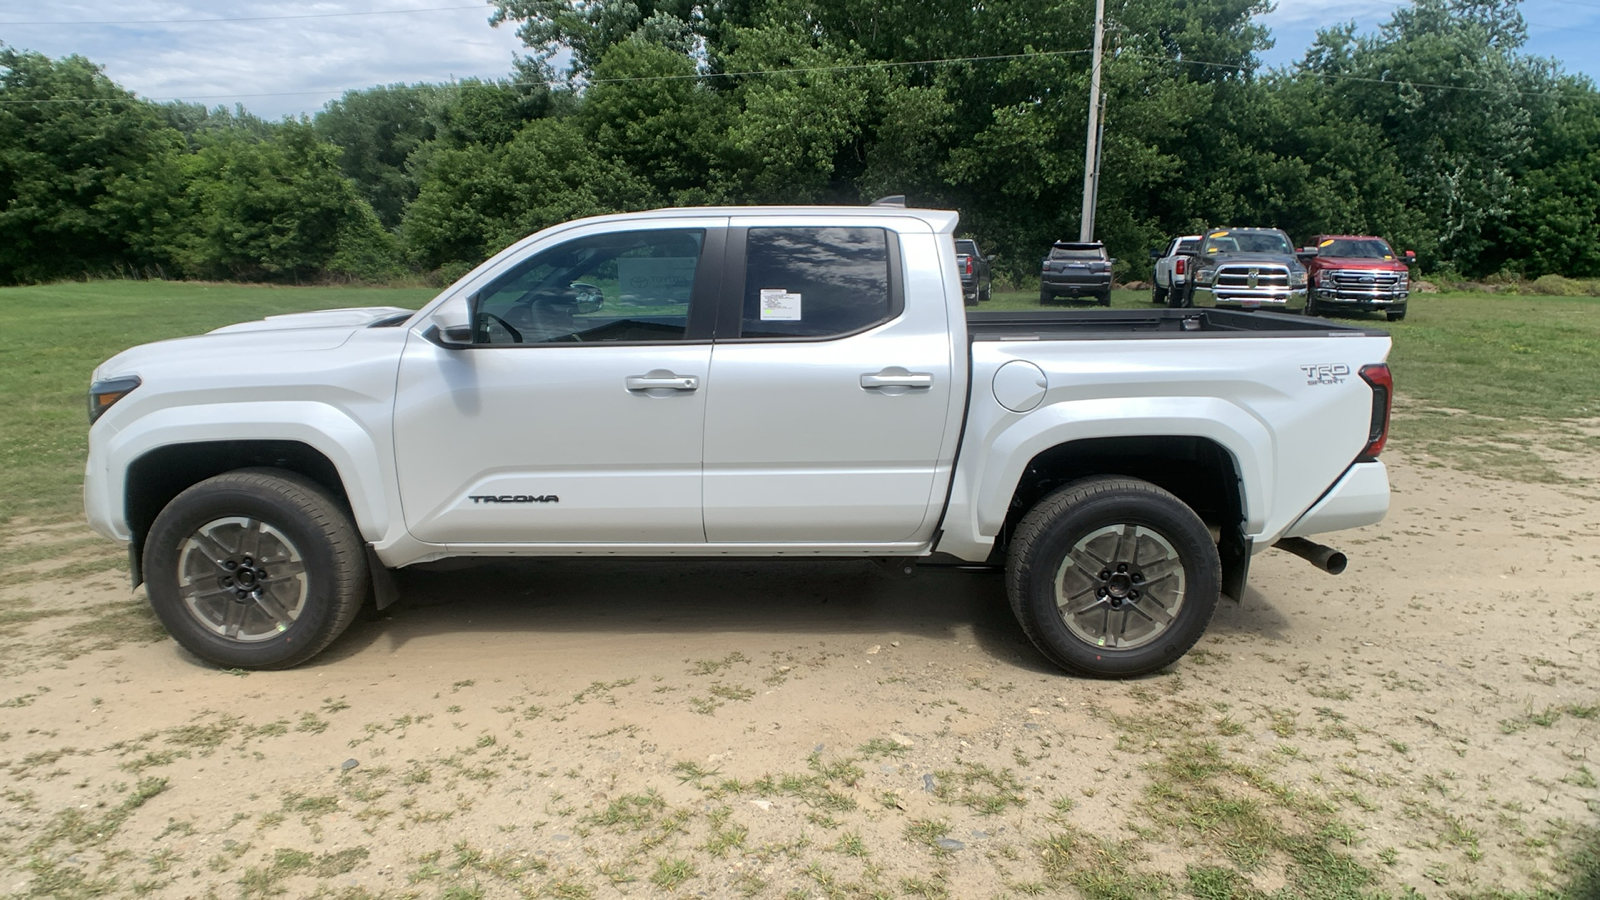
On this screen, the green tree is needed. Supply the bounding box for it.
[402,116,655,271]
[174,124,397,280]
[0,47,182,283]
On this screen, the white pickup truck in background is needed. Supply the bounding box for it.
[1150,234,1199,306]
[84,204,1393,677]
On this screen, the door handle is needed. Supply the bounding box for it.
[860,372,933,390]
[626,374,699,392]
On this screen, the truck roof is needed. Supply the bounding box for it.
[538,205,962,235]
[1311,234,1389,242]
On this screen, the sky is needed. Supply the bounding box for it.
[2,0,1597,120]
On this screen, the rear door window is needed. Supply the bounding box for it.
[735,227,899,339]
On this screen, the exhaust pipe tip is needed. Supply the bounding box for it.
[1274,537,1348,575]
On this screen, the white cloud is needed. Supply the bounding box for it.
[0,1,530,118]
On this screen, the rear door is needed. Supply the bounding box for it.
[700,219,960,544]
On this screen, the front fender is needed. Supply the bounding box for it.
[96,401,400,546]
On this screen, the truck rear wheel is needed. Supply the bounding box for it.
[143,469,369,670]
[1152,284,1167,304]
[1005,477,1219,678]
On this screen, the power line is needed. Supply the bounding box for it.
[0,4,487,27]
[0,48,1099,104]
[0,44,1591,106]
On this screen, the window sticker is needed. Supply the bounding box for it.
[1318,239,1335,247]
[759,288,802,321]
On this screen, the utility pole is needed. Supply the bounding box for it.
[1078,0,1106,242]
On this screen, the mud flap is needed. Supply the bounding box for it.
[1219,521,1251,603]
[366,545,400,610]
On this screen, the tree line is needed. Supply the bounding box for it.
[2,0,1596,287]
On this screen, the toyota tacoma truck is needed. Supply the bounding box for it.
[84,204,1393,678]
[1185,227,1308,312]
[1299,235,1414,321]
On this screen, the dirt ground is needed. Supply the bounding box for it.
[1,448,1596,900]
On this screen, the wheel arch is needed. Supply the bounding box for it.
[981,429,1257,602]
[107,403,400,582]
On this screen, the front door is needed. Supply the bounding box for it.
[394,222,723,545]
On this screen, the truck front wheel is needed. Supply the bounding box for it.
[143,469,370,670]
[1005,477,1220,678]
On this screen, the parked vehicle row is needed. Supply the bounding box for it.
[1147,228,1413,321]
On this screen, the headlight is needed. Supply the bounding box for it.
[88,375,141,424]
[1290,270,1307,287]
[1196,268,1215,285]
[1319,271,1335,286]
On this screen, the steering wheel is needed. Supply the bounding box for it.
[478,313,523,343]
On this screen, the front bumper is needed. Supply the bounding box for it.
[1193,285,1307,312]
[1311,287,1409,311]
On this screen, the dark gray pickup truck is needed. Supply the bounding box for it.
[1185,227,1308,312]
[956,239,993,304]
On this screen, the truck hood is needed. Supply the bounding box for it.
[1202,252,1300,268]
[92,306,415,382]
[1313,257,1409,272]
[207,306,414,335]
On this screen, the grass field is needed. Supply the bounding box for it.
[3,280,1598,527]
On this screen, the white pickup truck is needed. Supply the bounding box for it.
[84,204,1393,677]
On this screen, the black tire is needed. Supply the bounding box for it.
[1005,477,1220,678]
[1304,292,1320,317]
[1152,284,1168,305]
[1097,290,1112,307]
[1167,283,1189,309]
[979,283,992,302]
[1387,310,1406,322]
[1039,288,1054,305]
[143,468,370,669]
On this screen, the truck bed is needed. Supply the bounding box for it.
[966,308,1387,341]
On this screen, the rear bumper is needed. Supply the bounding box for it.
[1280,461,1390,539]
[1041,275,1111,295]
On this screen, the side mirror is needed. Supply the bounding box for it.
[1404,250,1416,261]
[1149,248,1162,261]
[570,282,604,315]
[1295,250,1317,263]
[425,294,474,349]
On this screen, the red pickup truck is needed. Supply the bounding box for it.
[1298,235,1415,321]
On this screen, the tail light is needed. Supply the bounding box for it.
[1174,257,1187,276]
[1358,363,1392,459]
[965,257,973,275]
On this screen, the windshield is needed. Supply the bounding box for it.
[1176,238,1197,254]
[1049,245,1105,261]
[955,240,979,255]
[1318,238,1395,259]
[1203,231,1291,255]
